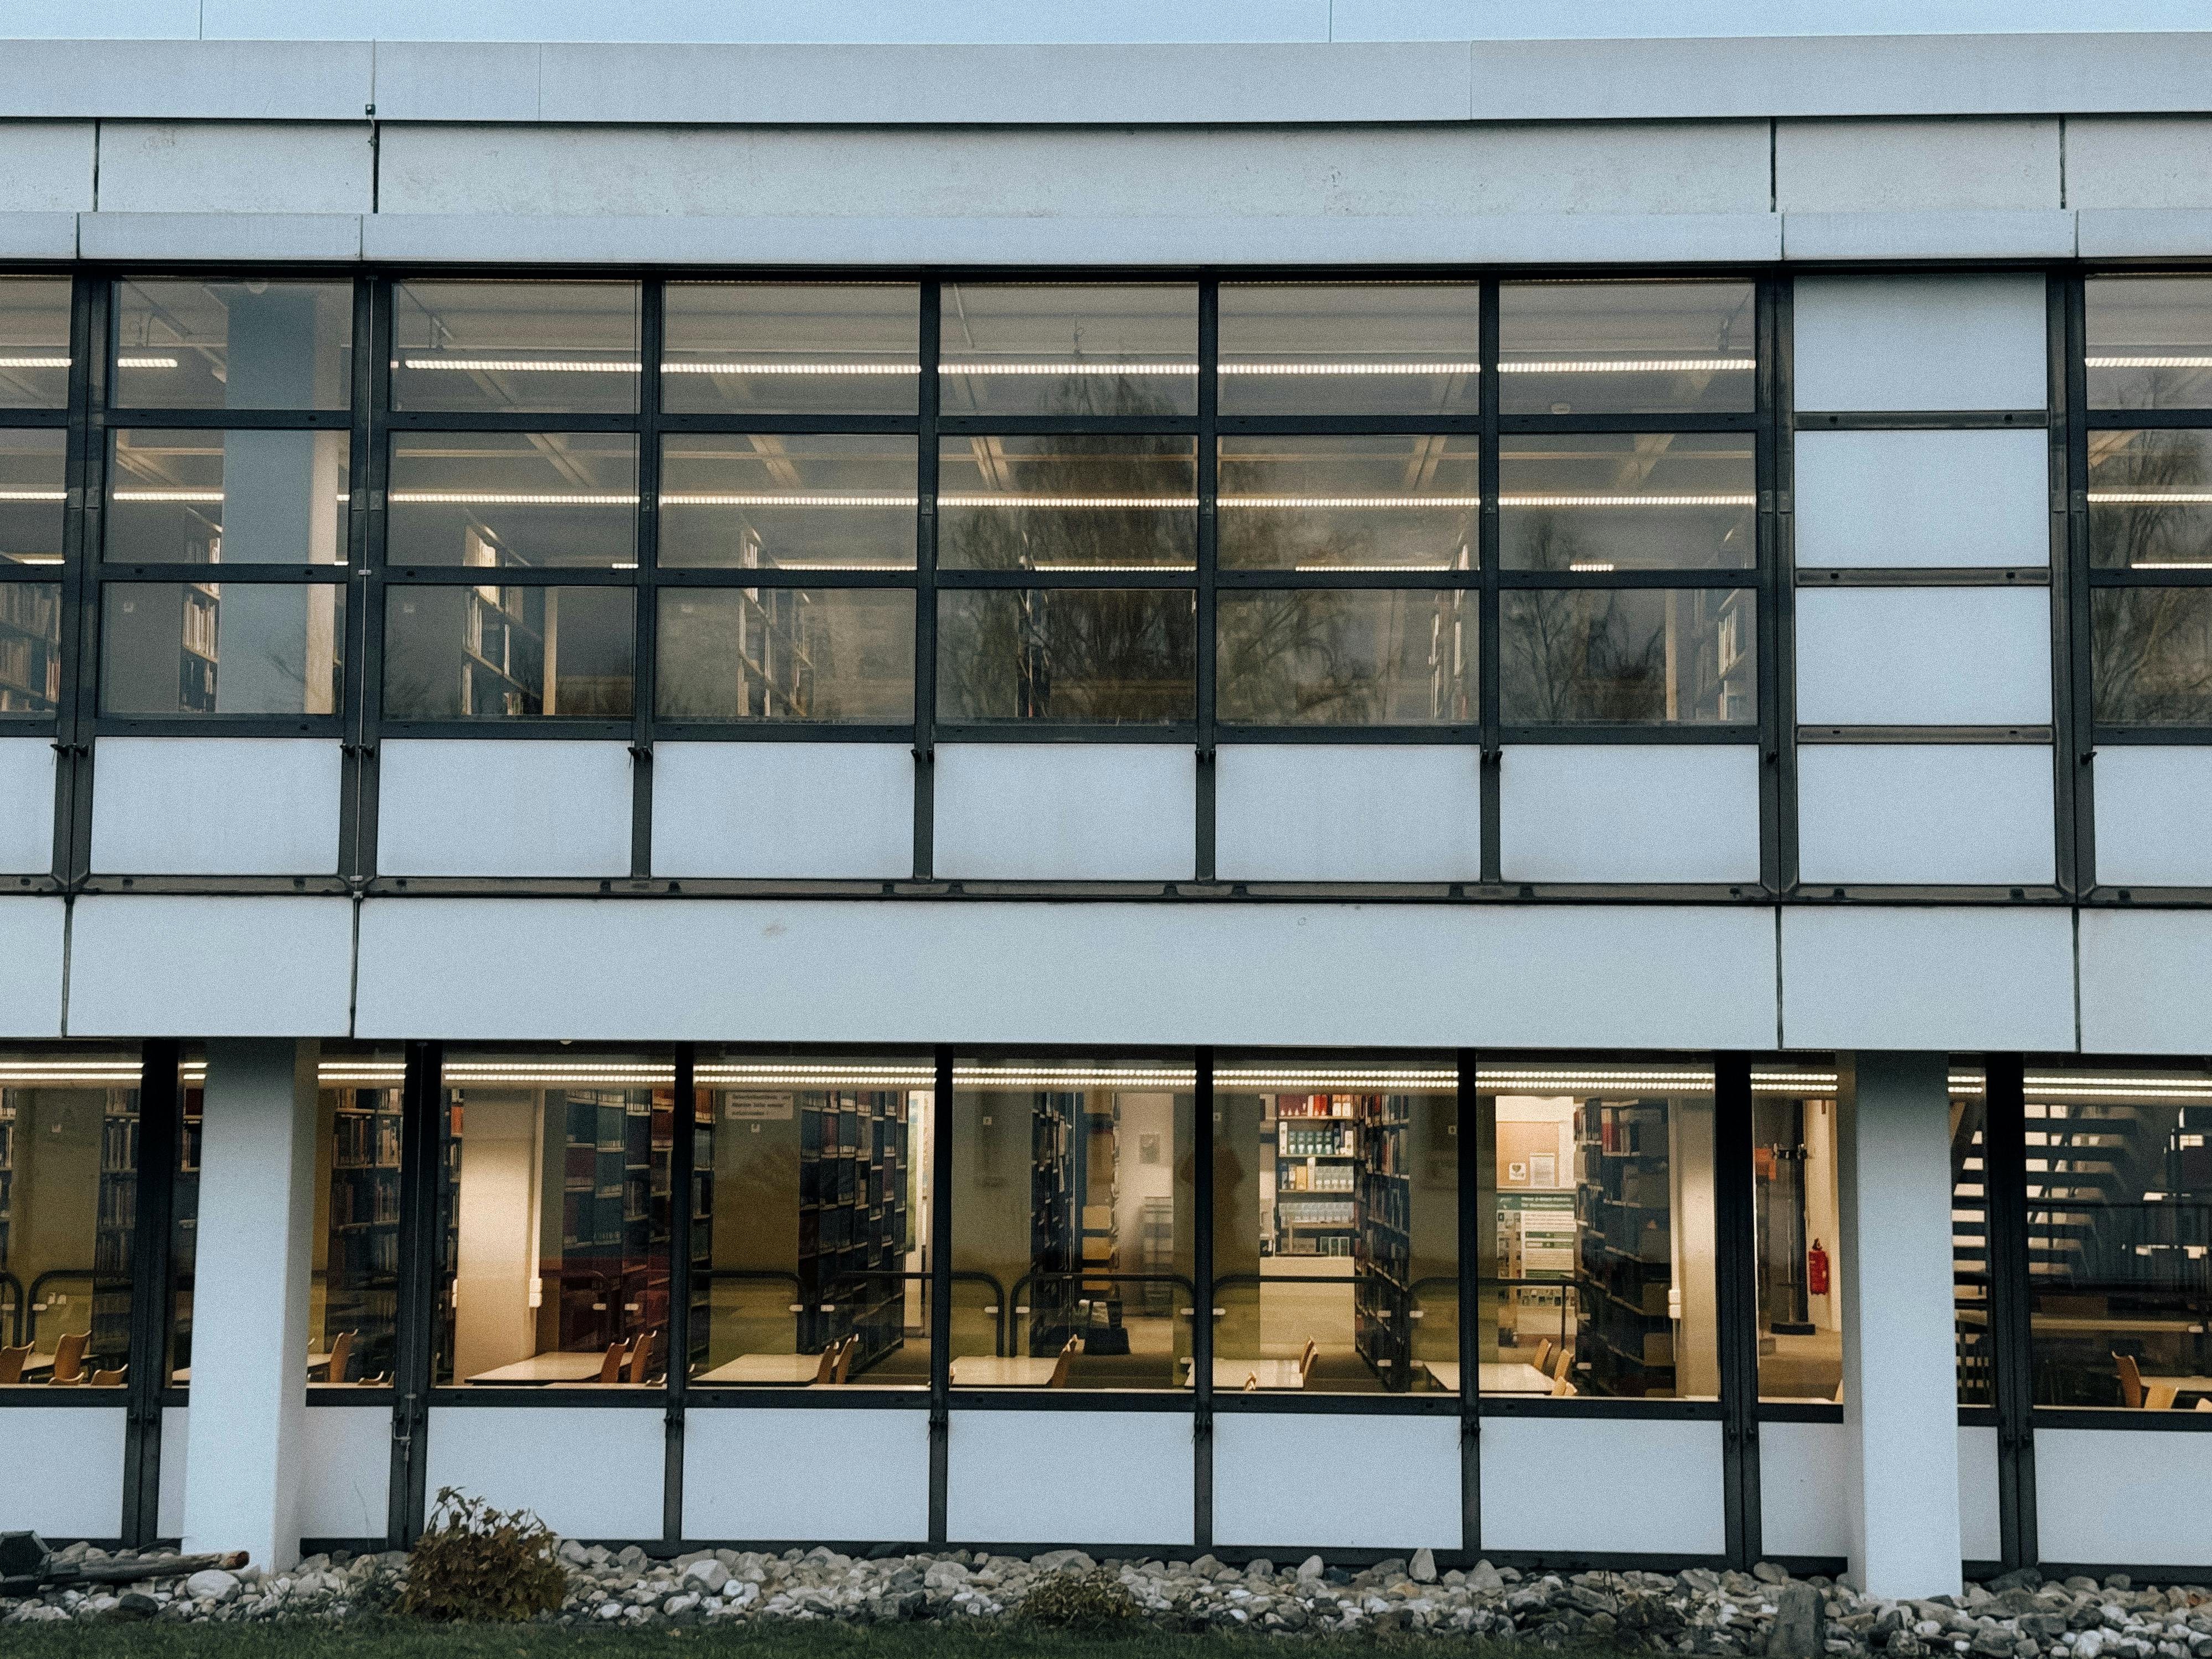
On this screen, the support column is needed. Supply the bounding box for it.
[1838,1051,1962,1599]
[180,1040,319,1570]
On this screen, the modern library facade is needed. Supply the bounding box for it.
[6,9,2212,1604]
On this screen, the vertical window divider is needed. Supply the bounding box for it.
[353,278,396,885]
[927,1043,952,1542]
[1456,1047,1481,1555]
[2056,278,2095,896]
[913,286,940,880]
[1191,1043,1215,1551]
[121,1036,182,1548]
[339,276,379,887]
[1713,1051,1762,1570]
[631,281,665,881]
[60,277,112,892]
[389,1037,444,1547]
[1477,280,1502,884]
[1981,1053,2038,1571]
[1195,283,1219,882]
[1758,277,1795,897]
[664,1040,694,1544]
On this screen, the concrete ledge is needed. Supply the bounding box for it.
[2076,208,2212,260]
[0,211,77,259]
[77,210,363,261]
[1781,209,2075,261]
[0,39,374,120]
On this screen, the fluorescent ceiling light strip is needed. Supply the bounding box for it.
[389,491,639,507]
[7,555,61,565]
[116,356,180,369]
[1292,562,1461,572]
[663,493,917,508]
[0,355,70,369]
[1221,495,1483,510]
[1024,562,1197,572]
[400,358,639,373]
[112,488,226,503]
[1498,493,1755,508]
[664,361,919,375]
[700,1065,934,1088]
[1498,358,1753,374]
[1218,1069,1457,1088]
[1216,362,1482,376]
[2086,356,2212,369]
[1483,1069,1715,1089]
[944,361,1196,376]
[2089,491,2212,504]
[955,1066,1196,1087]
[940,494,1195,509]
[1569,562,1616,572]
[2131,561,2212,570]
[0,490,64,503]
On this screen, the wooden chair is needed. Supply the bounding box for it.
[2197,1397,2212,1413]
[90,1367,126,1388]
[49,1331,88,1386]
[810,1344,837,1384]
[1532,1338,1555,1377]
[831,1335,856,1386]
[1548,1346,1576,1397]
[1047,1336,1077,1388]
[597,1341,629,1384]
[2116,1353,2148,1409]
[1299,1337,1318,1383]
[316,1330,354,1386]
[1551,1345,1574,1381]
[627,1330,659,1385]
[0,1344,32,1385]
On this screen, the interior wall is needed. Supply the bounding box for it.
[451,1090,542,1381]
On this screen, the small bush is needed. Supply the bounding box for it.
[399,1487,568,1623]
[1022,1567,1140,1630]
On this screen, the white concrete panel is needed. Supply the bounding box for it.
[0,41,376,120]
[1779,907,2075,1052]
[2078,210,2212,262]
[1793,276,2048,413]
[1214,746,1480,883]
[425,1407,662,1540]
[1479,1415,1727,1555]
[685,1408,930,1543]
[68,896,353,1038]
[299,1407,392,1542]
[1795,588,2053,728]
[2065,118,2212,213]
[947,1410,1192,1546]
[1499,746,1761,885]
[2037,1428,2212,1569]
[1214,1413,1456,1550]
[0,123,96,211]
[1796,745,2055,887]
[0,1409,126,1538]
[934,746,1192,882]
[0,738,57,874]
[158,1405,188,1539]
[2092,748,2212,888]
[1758,1419,1849,1560]
[1958,1424,2002,1565]
[0,0,199,39]
[1776,119,2059,213]
[0,898,66,1038]
[1782,210,2075,263]
[1792,430,2050,570]
[652,743,912,880]
[368,42,542,122]
[76,211,363,262]
[357,898,1780,1049]
[0,213,77,259]
[2079,909,2212,1055]
[96,122,372,214]
[378,740,632,878]
[91,738,342,876]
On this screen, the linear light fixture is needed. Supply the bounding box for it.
[2131,561,2212,570]
[1498,358,1753,374]
[664,361,919,375]
[663,493,915,508]
[1568,561,1617,572]
[400,358,640,374]
[390,491,638,507]
[941,493,1195,509]
[2089,490,2212,504]
[700,1062,935,1089]
[1218,1067,1458,1089]
[1290,562,1462,572]
[0,355,177,370]
[957,1064,1197,1088]
[112,488,225,503]
[1222,495,1484,510]
[117,355,182,369]
[1499,493,1755,508]
[2086,355,2212,369]
[6,554,63,565]
[0,490,65,503]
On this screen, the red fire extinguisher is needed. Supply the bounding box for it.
[1807,1239,1831,1298]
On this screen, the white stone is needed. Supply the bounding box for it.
[183,1572,239,1604]
[684,1560,730,1594]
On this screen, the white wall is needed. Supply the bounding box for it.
[90,738,342,875]
[1779,908,2074,1051]
[1214,746,1481,883]
[158,1404,188,1539]
[378,740,632,878]
[1796,745,2054,886]
[933,745,1193,881]
[0,898,65,1038]
[1795,588,2052,728]
[1793,276,2048,412]
[66,896,353,1037]
[1480,1415,1727,1555]
[685,1408,930,1542]
[1792,429,2049,568]
[423,1406,663,1539]
[1758,1419,1848,1560]
[1958,1423,2002,1565]
[1213,1412,1458,1549]
[0,739,56,874]
[947,1409,1193,1545]
[2036,1428,2212,1569]
[653,743,912,879]
[299,1405,392,1541]
[2092,748,2212,887]
[0,1408,126,1538]
[1773,120,2060,215]
[2079,909,2212,1054]
[1498,746,1761,884]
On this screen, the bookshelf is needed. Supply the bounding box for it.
[1273,1094,1360,1257]
[91,1092,140,1369]
[1354,1092,1414,1385]
[323,1084,402,1382]
[798,1088,907,1370]
[1026,1092,1078,1352]
[556,1091,670,1356]
[1573,1098,1676,1397]
[724,585,821,719]
[0,582,60,712]
[179,583,218,712]
[462,585,545,717]
[688,1098,712,1374]
[169,1084,203,1379]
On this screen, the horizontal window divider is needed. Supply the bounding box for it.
[323,874,1797,903]
[1209,1391,1458,1417]
[101,564,352,583]
[1213,569,1481,590]
[1214,724,1483,742]
[306,1387,396,1406]
[932,722,1199,743]
[374,719,637,741]
[2032,1407,2212,1433]
[1494,411,1759,435]
[383,411,642,433]
[931,569,1197,589]
[2083,408,2212,430]
[1796,409,2051,431]
[1214,416,1486,436]
[0,410,70,428]
[0,1390,135,1409]
[381,566,640,585]
[1438,880,1765,902]
[101,407,353,430]
[0,570,68,585]
[654,567,917,588]
[654,415,921,437]
[78,873,352,896]
[2092,725,2212,743]
[944,1389,1196,1413]
[2085,882,2212,905]
[1789,883,2068,904]
[1795,566,2049,588]
[425,1387,666,1408]
[2087,567,2212,586]
[1474,1395,1725,1421]
[1796,723,2053,743]
[1956,1405,2001,1428]
[933,415,1200,437]
[1495,568,1755,588]
[1497,723,1760,744]
[649,722,916,744]
[92,716,347,738]
[681,1387,931,1410]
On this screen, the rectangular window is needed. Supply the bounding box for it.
[1500,433,1756,571]
[1952,1068,1993,1408]
[2089,428,2212,571]
[168,1050,199,1387]
[1500,586,1755,725]
[101,580,344,717]
[1751,1064,1844,1404]
[392,281,640,415]
[658,587,913,724]
[0,583,61,715]
[936,588,1195,725]
[2086,277,2212,409]
[312,1046,406,1388]
[2092,587,2212,724]
[690,1052,933,1390]
[938,436,1197,572]
[436,1049,674,1389]
[1479,1062,1718,1399]
[0,1048,143,1389]
[950,1057,1195,1392]
[0,430,65,567]
[1217,435,1479,572]
[1213,1057,1456,1394]
[1499,281,1756,415]
[106,428,349,565]
[112,279,353,411]
[659,434,916,570]
[387,433,638,570]
[939,284,1198,418]
[1216,283,1481,416]
[383,583,633,720]
[0,278,72,409]
[663,282,920,416]
[1216,588,1476,726]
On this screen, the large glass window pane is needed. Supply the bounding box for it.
[0,431,65,568]
[1752,1062,1844,1404]
[169,1048,199,1387]
[2092,587,2212,724]
[2025,1066,2212,1410]
[937,588,1194,724]
[1217,588,1476,726]
[101,580,343,716]
[1213,1056,1456,1395]
[106,429,349,565]
[1952,1068,1993,1408]
[0,278,72,409]
[113,280,353,410]
[1501,586,1755,725]
[1478,1061,1718,1399]
[0,583,60,716]
[436,1049,674,1388]
[2089,428,2212,570]
[950,1057,1195,1392]
[312,1045,406,1387]
[392,282,640,415]
[939,436,1196,571]
[1217,283,1481,416]
[2087,277,2212,409]
[0,1048,143,1389]
[659,435,914,570]
[388,432,637,570]
[1501,433,1756,571]
[940,284,1197,417]
[663,283,919,416]
[1218,436,1479,572]
[383,583,633,720]
[1500,281,1756,415]
[658,587,914,723]
[691,1052,933,1390]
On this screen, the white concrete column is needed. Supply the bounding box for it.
[180,1039,319,1570]
[1837,1050,1963,1599]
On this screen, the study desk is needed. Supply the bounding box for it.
[949,1356,1064,1387]
[174,1351,330,1387]
[1423,1362,1555,1394]
[1185,1358,1309,1391]
[694,1353,828,1386]
[464,1352,618,1386]
[2142,1373,2212,1411]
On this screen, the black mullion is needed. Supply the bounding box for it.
[649,566,919,590]
[1497,723,1761,745]
[121,1038,181,1548]
[1216,416,1487,438]
[1982,1054,2038,1570]
[2082,407,2212,430]
[1213,569,1484,591]
[66,278,114,888]
[389,1039,444,1546]
[102,565,352,585]
[1479,280,1503,884]
[914,283,940,880]
[2062,280,2097,893]
[381,411,640,435]
[1456,1049,1481,1554]
[54,276,101,889]
[927,1045,953,1543]
[2086,568,2212,587]
[1195,281,1219,882]
[663,1040,694,1543]
[383,567,641,587]
[375,719,635,741]
[354,277,395,882]
[1713,1053,1762,1570]
[1760,275,1795,896]
[1191,1045,1214,1550]
[652,721,913,745]
[1496,569,1758,590]
[934,416,1198,438]
[1496,412,1758,436]
[656,413,918,438]
[932,722,1201,745]
[632,281,664,880]
[933,569,1198,591]
[339,276,378,886]
[94,409,354,431]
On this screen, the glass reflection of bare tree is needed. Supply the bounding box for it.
[1500,515,1670,722]
[2090,431,2212,723]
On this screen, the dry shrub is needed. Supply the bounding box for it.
[400,1487,568,1622]
[1024,1566,1140,1629]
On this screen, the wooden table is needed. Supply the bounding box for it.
[695,1353,827,1386]
[465,1352,617,1386]
[2143,1373,2212,1410]
[1423,1362,1556,1394]
[1186,1358,1308,1391]
[173,1352,329,1387]
[949,1356,1064,1387]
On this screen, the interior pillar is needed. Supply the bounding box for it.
[1837,1051,1963,1599]
[180,1039,320,1570]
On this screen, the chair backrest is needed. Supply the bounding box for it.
[812,1344,836,1384]
[1533,1338,1555,1377]
[91,1367,126,1388]
[1048,1336,1076,1388]
[2116,1352,2146,1409]
[0,1344,30,1386]
[2197,1397,2212,1413]
[52,1331,89,1384]
[833,1336,855,1385]
[324,1330,354,1386]
[1300,1338,1317,1379]
[627,1330,658,1385]
[597,1341,628,1384]
[1551,1345,1574,1382]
